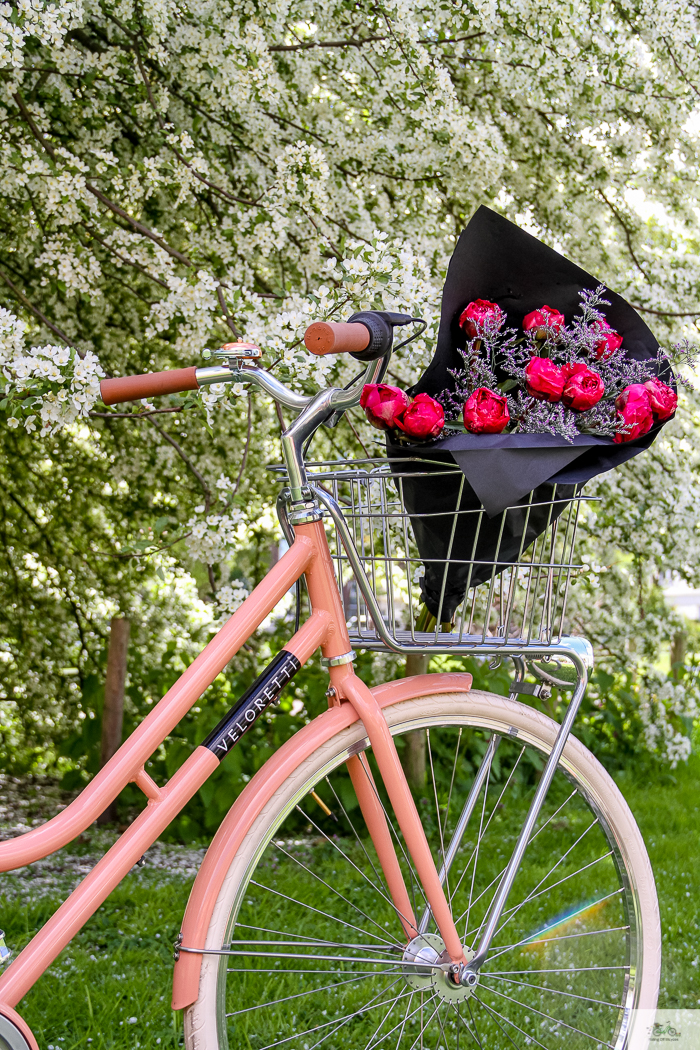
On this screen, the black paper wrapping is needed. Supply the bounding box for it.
[386,206,674,620]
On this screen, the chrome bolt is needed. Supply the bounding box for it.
[459,968,478,988]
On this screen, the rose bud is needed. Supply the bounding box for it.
[360,383,411,431]
[523,305,566,339]
[561,364,605,412]
[613,384,654,443]
[592,319,623,360]
[463,387,510,434]
[644,378,677,422]
[525,357,566,403]
[458,299,505,338]
[395,393,445,440]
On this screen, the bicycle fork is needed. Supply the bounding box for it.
[334,652,588,983]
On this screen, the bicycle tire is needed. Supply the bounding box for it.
[185,689,660,1050]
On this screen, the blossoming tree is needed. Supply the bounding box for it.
[2,0,700,797]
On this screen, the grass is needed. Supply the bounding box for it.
[1,754,699,1048]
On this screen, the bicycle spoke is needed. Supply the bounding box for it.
[444,727,463,834]
[480,981,616,1047]
[484,891,626,963]
[466,999,487,1050]
[481,973,621,1009]
[470,844,615,949]
[356,751,428,912]
[474,994,548,1050]
[405,996,441,1050]
[225,971,385,1018]
[394,992,416,1050]
[295,804,418,934]
[490,965,630,975]
[232,925,396,952]
[464,746,492,938]
[427,728,449,899]
[256,977,405,1050]
[484,819,600,942]
[325,774,386,890]
[249,878,401,948]
[365,984,410,1050]
[454,788,579,927]
[448,742,521,910]
[305,981,409,1050]
[271,839,401,946]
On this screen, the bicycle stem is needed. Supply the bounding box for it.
[279,354,388,506]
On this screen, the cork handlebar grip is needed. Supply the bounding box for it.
[100,367,200,406]
[303,321,371,357]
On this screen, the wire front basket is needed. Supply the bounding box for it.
[306,458,589,654]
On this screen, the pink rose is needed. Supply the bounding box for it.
[525,357,566,403]
[523,305,566,339]
[396,393,445,440]
[463,387,510,434]
[644,378,677,422]
[561,364,605,412]
[613,384,654,443]
[458,299,505,338]
[592,319,623,360]
[360,383,410,431]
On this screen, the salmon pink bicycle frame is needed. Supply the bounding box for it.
[0,318,592,1050]
[0,318,480,1049]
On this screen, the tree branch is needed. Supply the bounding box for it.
[80,223,170,289]
[268,31,484,52]
[147,418,213,511]
[232,393,253,495]
[598,190,652,283]
[13,90,192,267]
[216,285,242,339]
[0,265,80,351]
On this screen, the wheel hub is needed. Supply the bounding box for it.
[402,934,479,1002]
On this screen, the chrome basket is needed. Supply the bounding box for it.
[301,458,590,655]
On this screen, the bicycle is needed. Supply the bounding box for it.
[0,313,660,1050]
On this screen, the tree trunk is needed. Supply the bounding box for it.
[671,628,688,682]
[97,616,130,825]
[402,653,429,794]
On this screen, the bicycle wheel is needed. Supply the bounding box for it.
[185,689,660,1050]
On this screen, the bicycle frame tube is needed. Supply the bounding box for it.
[0,517,466,1018]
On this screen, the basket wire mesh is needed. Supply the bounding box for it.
[306,458,589,653]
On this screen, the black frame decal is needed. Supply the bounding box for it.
[202,650,302,760]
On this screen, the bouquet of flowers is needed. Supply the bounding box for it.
[360,286,676,445]
[354,206,683,626]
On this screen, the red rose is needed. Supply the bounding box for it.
[458,299,505,338]
[525,357,566,402]
[396,393,444,440]
[523,305,566,339]
[463,387,510,434]
[644,378,677,422]
[592,319,623,360]
[613,384,654,443]
[561,363,604,412]
[360,383,411,431]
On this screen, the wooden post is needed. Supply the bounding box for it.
[97,616,130,825]
[402,653,429,794]
[671,628,688,682]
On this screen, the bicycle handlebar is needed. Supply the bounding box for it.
[99,311,418,406]
[100,367,199,406]
[303,321,370,356]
